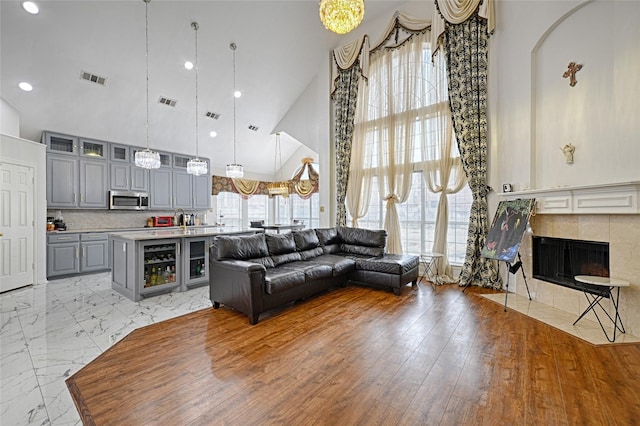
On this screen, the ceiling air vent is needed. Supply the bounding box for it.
[158,96,177,107]
[205,111,220,120]
[248,124,259,132]
[80,71,107,86]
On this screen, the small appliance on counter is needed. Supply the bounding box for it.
[51,211,67,230]
[152,216,174,227]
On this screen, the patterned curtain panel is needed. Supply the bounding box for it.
[443,13,500,288]
[333,65,361,226]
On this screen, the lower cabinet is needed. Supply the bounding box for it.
[47,233,110,278]
[182,237,210,290]
[110,236,211,301]
[111,237,181,302]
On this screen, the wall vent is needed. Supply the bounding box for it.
[80,70,107,86]
[248,124,259,132]
[158,97,177,107]
[205,112,220,119]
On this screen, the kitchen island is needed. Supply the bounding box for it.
[109,227,255,302]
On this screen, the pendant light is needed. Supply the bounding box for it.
[135,0,161,170]
[226,42,244,178]
[186,21,208,176]
[319,0,365,35]
[267,132,289,197]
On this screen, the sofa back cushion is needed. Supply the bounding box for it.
[265,233,302,266]
[292,229,323,260]
[213,233,269,261]
[293,229,320,251]
[337,226,387,248]
[315,227,341,254]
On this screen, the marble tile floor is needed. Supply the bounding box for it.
[480,292,640,345]
[0,272,213,426]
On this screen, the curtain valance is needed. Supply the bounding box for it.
[431,0,495,55]
[211,162,319,199]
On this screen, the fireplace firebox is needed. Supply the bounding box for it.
[532,236,610,297]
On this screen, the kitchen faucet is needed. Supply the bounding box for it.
[174,208,186,230]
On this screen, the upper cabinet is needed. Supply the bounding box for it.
[43,131,209,210]
[79,138,108,160]
[43,132,79,156]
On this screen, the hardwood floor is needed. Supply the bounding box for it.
[66,283,640,425]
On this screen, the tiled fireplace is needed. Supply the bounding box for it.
[514,213,640,338]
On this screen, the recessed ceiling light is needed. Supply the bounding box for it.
[209,131,217,138]
[18,82,33,92]
[234,90,241,98]
[22,1,39,14]
[184,61,193,70]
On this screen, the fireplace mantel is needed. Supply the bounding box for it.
[500,182,640,214]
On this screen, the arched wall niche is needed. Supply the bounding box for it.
[530,0,640,190]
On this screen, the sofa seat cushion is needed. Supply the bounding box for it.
[355,254,419,275]
[313,254,357,276]
[281,262,333,281]
[299,247,324,261]
[264,268,306,295]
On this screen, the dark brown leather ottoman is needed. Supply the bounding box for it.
[350,253,420,295]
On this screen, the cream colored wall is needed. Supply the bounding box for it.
[515,214,640,338]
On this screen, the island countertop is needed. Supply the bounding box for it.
[108,227,256,241]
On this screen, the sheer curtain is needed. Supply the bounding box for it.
[420,51,467,280]
[362,30,429,254]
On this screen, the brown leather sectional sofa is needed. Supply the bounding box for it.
[209,227,419,324]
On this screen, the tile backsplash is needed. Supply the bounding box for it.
[47,210,209,231]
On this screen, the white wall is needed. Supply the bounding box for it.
[278,1,433,227]
[489,0,640,193]
[0,134,47,284]
[0,97,20,137]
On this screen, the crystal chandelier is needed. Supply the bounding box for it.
[319,0,365,35]
[226,43,244,178]
[267,132,289,197]
[186,21,208,176]
[135,0,161,170]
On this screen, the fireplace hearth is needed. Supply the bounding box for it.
[532,236,610,297]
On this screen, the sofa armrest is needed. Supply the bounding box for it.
[209,259,266,324]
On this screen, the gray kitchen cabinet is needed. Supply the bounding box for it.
[182,237,209,290]
[193,172,211,210]
[80,233,109,272]
[111,236,180,302]
[149,168,173,210]
[79,159,108,208]
[79,138,108,160]
[43,131,78,156]
[110,162,149,192]
[47,232,110,278]
[173,170,193,209]
[47,154,78,208]
[173,154,210,210]
[111,144,130,162]
[47,233,80,277]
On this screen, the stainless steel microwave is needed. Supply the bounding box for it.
[109,190,150,210]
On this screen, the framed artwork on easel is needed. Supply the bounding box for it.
[481,199,536,263]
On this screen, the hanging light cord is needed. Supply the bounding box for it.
[144,0,150,150]
[193,22,200,159]
[231,43,238,165]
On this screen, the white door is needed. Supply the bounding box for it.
[0,162,35,292]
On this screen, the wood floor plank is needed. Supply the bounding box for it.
[67,284,640,425]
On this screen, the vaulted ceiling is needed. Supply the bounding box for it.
[1,0,415,176]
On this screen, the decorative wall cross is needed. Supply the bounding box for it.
[563,62,582,87]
